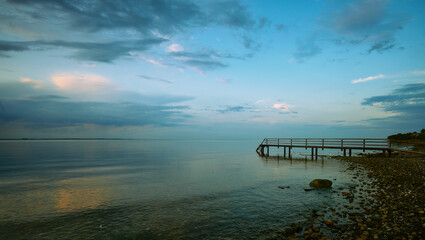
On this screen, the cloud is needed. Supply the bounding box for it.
[20,78,43,88]
[139,75,172,84]
[273,103,291,112]
[26,95,69,100]
[203,0,256,29]
[0,40,30,51]
[217,105,248,114]
[51,74,113,92]
[352,74,385,84]
[184,59,227,71]
[0,39,167,63]
[1,0,269,67]
[216,78,231,84]
[169,50,239,72]
[0,99,189,128]
[0,80,192,129]
[167,43,184,53]
[275,24,286,31]
[326,0,409,54]
[48,73,191,104]
[368,39,395,54]
[411,70,425,76]
[292,37,321,63]
[257,17,270,29]
[141,56,168,67]
[361,82,425,128]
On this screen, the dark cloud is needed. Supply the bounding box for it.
[0,40,30,51]
[27,95,69,100]
[368,39,395,54]
[0,99,189,128]
[293,37,322,63]
[5,0,201,34]
[217,106,248,114]
[170,50,247,60]
[0,39,166,62]
[2,0,269,65]
[185,59,228,71]
[257,17,270,29]
[242,35,260,50]
[168,50,245,71]
[275,24,286,31]
[326,0,409,54]
[5,0,258,35]
[0,80,192,129]
[362,82,425,128]
[204,0,255,29]
[363,83,425,105]
[138,75,172,84]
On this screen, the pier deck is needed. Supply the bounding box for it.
[256,138,393,158]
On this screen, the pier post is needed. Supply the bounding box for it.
[343,149,346,157]
[289,147,291,158]
[284,147,286,158]
[315,148,318,160]
[267,146,269,155]
[311,148,314,160]
[349,149,352,157]
[363,139,365,152]
[388,150,391,157]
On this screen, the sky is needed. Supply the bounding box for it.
[0,0,425,139]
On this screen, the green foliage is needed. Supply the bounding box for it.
[388,129,425,140]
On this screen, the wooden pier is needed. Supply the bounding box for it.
[256,138,393,158]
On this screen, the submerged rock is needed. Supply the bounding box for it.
[309,179,333,188]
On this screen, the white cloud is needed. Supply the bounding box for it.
[255,99,269,104]
[351,74,385,84]
[141,56,167,67]
[411,70,425,76]
[216,77,231,84]
[273,103,291,112]
[167,43,184,52]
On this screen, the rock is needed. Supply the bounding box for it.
[309,179,333,188]
[278,186,290,189]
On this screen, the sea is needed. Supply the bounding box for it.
[0,139,362,239]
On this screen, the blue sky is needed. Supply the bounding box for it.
[0,0,424,139]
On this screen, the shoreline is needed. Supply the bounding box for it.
[277,154,425,239]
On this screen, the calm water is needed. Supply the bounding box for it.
[0,140,358,239]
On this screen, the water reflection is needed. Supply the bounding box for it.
[258,153,326,168]
[54,176,112,213]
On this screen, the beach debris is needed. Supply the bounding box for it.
[278,186,290,189]
[309,179,333,188]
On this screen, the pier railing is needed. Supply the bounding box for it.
[257,138,425,157]
[259,138,390,149]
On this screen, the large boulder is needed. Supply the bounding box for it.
[309,179,332,188]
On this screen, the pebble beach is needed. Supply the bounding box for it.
[277,152,425,240]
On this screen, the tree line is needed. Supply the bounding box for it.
[388,129,425,140]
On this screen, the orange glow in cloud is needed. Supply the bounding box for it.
[51,73,113,92]
[20,78,43,88]
[273,103,291,112]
